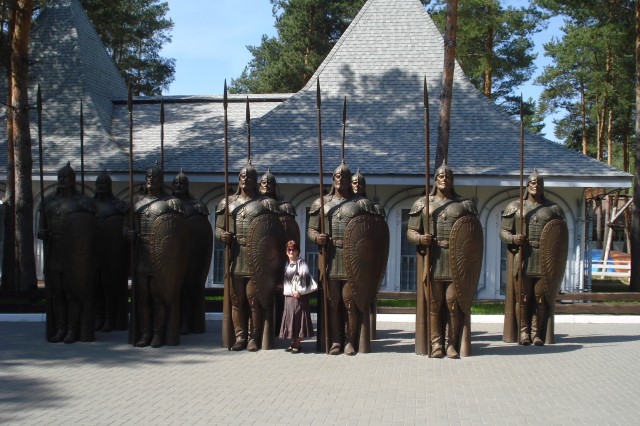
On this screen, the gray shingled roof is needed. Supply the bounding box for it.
[116,0,624,187]
[0,0,128,174]
[1,0,631,188]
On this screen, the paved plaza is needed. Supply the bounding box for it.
[1,316,639,425]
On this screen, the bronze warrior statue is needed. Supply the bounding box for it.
[93,171,130,332]
[125,164,188,348]
[38,162,98,343]
[308,161,388,356]
[259,169,300,244]
[216,164,284,351]
[351,169,385,218]
[407,162,483,358]
[258,169,299,332]
[500,170,568,346]
[172,169,213,335]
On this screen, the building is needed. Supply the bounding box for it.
[1,0,631,298]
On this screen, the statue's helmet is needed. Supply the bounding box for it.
[239,163,258,181]
[434,160,453,180]
[57,162,76,188]
[430,160,456,196]
[351,168,366,196]
[261,168,276,185]
[173,168,189,185]
[352,168,366,185]
[333,160,352,180]
[260,168,277,196]
[146,162,164,184]
[172,168,190,195]
[95,170,112,194]
[527,169,544,188]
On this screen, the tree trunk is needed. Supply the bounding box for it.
[607,109,613,166]
[631,0,640,292]
[482,25,493,98]
[1,0,16,291]
[11,0,36,290]
[435,0,458,168]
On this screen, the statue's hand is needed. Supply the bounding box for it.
[513,234,526,246]
[37,229,49,240]
[221,231,234,245]
[421,234,433,247]
[315,233,328,246]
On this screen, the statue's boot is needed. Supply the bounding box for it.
[516,299,531,345]
[429,312,444,358]
[532,297,547,346]
[343,295,360,356]
[328,297,343,355]
[150,304,166,348]
[50,302,67,343]
[247,306,263,352]
[446,305,461,359]
[230,300,247,351]
[134,304,152,347]
[64,301,80,344]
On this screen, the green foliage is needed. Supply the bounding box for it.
[230,0,367,94]
[533,0,635,168]
[425,0,544,128]
[79,0,175,95]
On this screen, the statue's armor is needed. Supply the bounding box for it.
[308,195,376,279]
[501,199,565,277]
[178,198,209,219]
[408,196,477,280]
[216,195,273,276]
[95,197,128,265]
[42,194,96,271]
[134,195,183,274]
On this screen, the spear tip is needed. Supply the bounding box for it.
[316,79,321,108]
[223,79,228,110]
[127,84,133,112]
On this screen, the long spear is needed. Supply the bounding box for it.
[160,96,165,171]
[80,99,85,194]
[341,96,346,162]
[221,80,234,349]
[316,79,330,353]
[127,84,136,345]
[37,86,46,231]
[421,77,432,357]
[517,94,525,345]
[246,96,251,163]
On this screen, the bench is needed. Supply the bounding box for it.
[590,259,631,279]
[555,292,640,314]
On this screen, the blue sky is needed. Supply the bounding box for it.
[161,0,563,140]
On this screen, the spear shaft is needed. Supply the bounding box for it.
[422,77,432,357]
[341,96,346,162]
[518,94,525,345]
[37,85,46,231]
[222,80,234,349]
[246,96,251,163]
[160,97,165,171]
[316,79,330,353]
[80,99,85,194]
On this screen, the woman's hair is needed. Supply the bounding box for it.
[286,240,299,252]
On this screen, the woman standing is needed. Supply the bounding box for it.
[279,240,315,353]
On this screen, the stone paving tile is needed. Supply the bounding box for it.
[0,321,639,425]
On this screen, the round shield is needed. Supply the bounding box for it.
[150,212,188,304]
[247,213,285,309]
[540,218,568,304]
[344,215,390,312]
[449,214,483,315]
